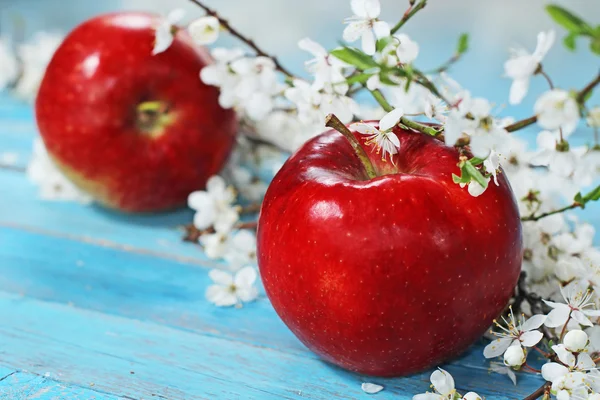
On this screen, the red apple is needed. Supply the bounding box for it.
[35,12,237,212]
[257,126,522,376]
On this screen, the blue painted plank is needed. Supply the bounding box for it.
[0,291,541,399]
[0,168,219,266]
[0,226,544,397]
[0,369,119,400]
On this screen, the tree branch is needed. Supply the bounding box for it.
[576,71,600,104]
[187,0,295,78]
[506,71,600,133]
[391,0,427,34]
[520,202,582,222]
[523,383,550,400]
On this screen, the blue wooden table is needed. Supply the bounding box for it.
[0,93,545,399]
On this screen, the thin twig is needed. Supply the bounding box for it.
[521,202,582,222]
[369,89,440,136]
[577,72,600,104]
[187,0,295,77]
[505,116,538,133]
[506,72,600,133]
[523,383,550,400]
[391,0,427,34]
[182,220,258,242]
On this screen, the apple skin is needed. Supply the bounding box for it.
[35,12,237,212]
[257,126,522,376]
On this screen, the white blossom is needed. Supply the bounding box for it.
[504,30,555,104]
[484,309,546,358]
[223,230,258,271]
[205,266,258,307]
[153,9,185,55]
[503,345,526,368]
[530,130,582,178]
[534,89,580,137]
[564,330,589,353]
[188,16,220,45]
[544,282,600,328]
[394,33,419,64]
[343,0,390,55]
[230,167,268,202]
[188,175,239,234]
[15,32,64,102]
[412,368,457,400]
[27,138,92,204]
[349,108,403,161]
[0,39,19,91]
[587,107,600,128]
[300,39,348,94]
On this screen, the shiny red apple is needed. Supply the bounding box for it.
[35,12,237,212]
[257,126,522,376]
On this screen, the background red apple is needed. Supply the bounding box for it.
[257,127,522,376]
[35,12,237,212]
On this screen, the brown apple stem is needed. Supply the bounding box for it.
[187,0,295,78]
[136,101,169,131]
[324,114,377,179]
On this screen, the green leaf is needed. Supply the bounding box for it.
[452,172,470,184]
[330,47,379,71]
[376,37,393,53]
[464,162,488,189]
[379,73,400,86]
[346,73,373,85]
[563,32,578,51]
[468,157,485,166]
[582,185,600,203]
[591,37,600,55]
[546,5,593,34]
[456,33,469,54]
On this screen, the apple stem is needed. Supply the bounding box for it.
[136,101,169,132]
[324,114,378,180]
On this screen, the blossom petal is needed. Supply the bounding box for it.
[379,108,404,131]
[343,21,370,43]
[167,8,186,24]
[361,29,377,55]
[298,38,327,57]
[430,368,454,396]
[483,337,513,358]
[373,21,390,39]
[350,122,379,135]
[520,330,544,347]
[361,383,384,394]
[541,362,569,382]
[188,16,220,45]
[533,30,555,60]
[544,304,571,327]
[521,314,548,331]
[509,78,530,105]
[206,285,237,307]
[208,269,234,286]
[576,353,595,370]
[234,266,257,288]
[571,310,594,327]
[386,132,400,148]
[552,344,576,367]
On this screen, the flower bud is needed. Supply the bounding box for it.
[563,329,588,352]
[503,345,525,367]
[463,392,482,400]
